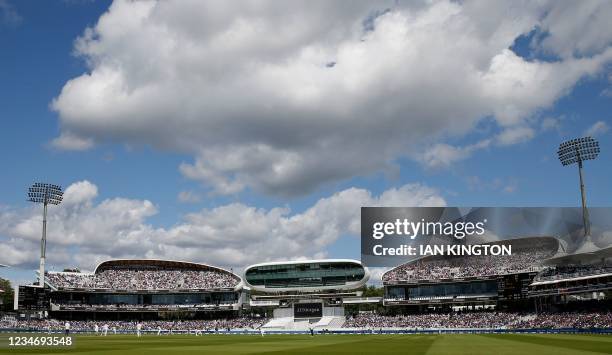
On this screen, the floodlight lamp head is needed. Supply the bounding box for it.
[27,182,63,205]
[557,136,600,167]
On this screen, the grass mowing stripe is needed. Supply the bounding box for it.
[256,335,438,355]
[260,334,434,355]
[1,334,610,355]
[478,334,612,354]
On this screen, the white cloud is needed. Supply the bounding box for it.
[51,0,612,195]
[0,241,37,267]
[50,131,94,151]
[466,176,518,194]
[366,267,389,286]
[584,121,609,137]
[418,142,480,170]
[418,125,536,169]
[62,180,98,206]
[495,126,535,146]
[177,190,201,203]
[0,181,445,271]
[418,139,492,169]
[535,1,612,58]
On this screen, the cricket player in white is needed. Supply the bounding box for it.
[103,324,109,336]
[94,324,99,335]
[157,326,162,336]
[136,322,142,337]
[64,321,70,335]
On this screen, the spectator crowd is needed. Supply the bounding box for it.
[46,269,239,290]
[0,317,264,332]
[344,311,612,329]
[2,312,610,331]
[383,247,554,282]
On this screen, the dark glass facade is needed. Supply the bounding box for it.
[50,291,238,306]
[245,262,365,288]
[387,280,498,300]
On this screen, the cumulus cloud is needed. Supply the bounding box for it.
[584,121,609,137]
[417,140,490,170]
[62,180,98,206]
[50,131,94,151]
[418,124,537,169]
[51,0,612,195]
[0,181,445,271]
[495,126,535,146]
[535,1,612,58]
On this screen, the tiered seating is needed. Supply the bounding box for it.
[46,269,239,290]
[261,318,293,330]
[291,319,312,330]
[344,311,612,329]
[314,316,345,329]
[384,244,555,283]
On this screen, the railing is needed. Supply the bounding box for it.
[384,267,543,285]
[249,300,280,306]
[1,327,611,335]
[534,268,612,282]
[49,302,238,311]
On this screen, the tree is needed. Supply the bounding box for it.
[0,278,14,312]
[344,285,386,315]
[362,285,384,297]
[62,268,80,273]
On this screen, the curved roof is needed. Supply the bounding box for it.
[93,259,242,283]
[545,239,612,265]
[596,245,612,258]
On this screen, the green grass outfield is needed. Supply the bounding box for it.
[1,333,611,355]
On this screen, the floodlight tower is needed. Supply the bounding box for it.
[27,183,63,287]
[557,137,600,238]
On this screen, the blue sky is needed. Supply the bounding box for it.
[0,0,611,286]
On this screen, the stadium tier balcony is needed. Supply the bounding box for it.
[50,301,238,312]
[45,259,241,291]
[534,265,612,282]
[383,237,558,284]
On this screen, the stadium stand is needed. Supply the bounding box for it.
[535,265,612,282]
[2,311,610,331]
[46,268,239,290]
[12,260,244,320]
[0,317,265,332]
[344,311,612,329]
[383,238,558,283]
[7,249,611,332]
